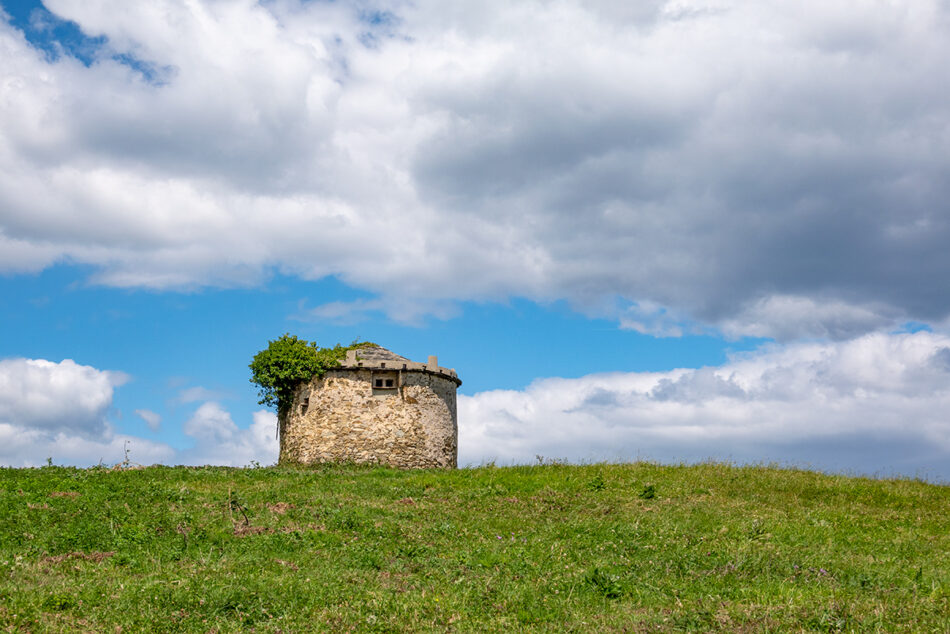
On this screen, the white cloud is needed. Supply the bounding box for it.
[1,1,950,336]
[134,408,161,431]
[0,358,175,467]
[0,358,127,436]
[182,401,235,443]
[458,331,950,481]
[3,340,947,480]
[0,358,276,467]
[179,402,278,466]
[0,423,175,468]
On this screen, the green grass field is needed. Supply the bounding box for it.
[0,462,946,632]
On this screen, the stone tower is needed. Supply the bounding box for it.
[280,345,461,468]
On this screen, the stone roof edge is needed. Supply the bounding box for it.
[337,351,462,386]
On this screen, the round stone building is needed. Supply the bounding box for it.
[279,345,461,468]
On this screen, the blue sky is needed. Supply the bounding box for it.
[1,263,765,455]
[1,0,949,480]
[3,0,101,61]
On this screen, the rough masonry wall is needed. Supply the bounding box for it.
[280,369,458,469]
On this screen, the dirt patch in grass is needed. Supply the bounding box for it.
[41,551,115,564]
[274,558,299,570]
[378,570,412,592]
[266,502,295,514]
[232,525,273,537]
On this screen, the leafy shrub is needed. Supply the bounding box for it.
[249,335,375,416]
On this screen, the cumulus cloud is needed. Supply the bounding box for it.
[0,358,173,466]
[0,358,275,467]
[0,358,127,436]
[3,339,948,479]
[179,402,278,466]
[458,331,950,481]
[1,1,949,336]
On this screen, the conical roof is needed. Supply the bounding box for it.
[339,344,460,385]
[354,345,410,363]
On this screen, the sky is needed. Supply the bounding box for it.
[0,0,948,481]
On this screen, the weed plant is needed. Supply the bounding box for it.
[0,462,946,632]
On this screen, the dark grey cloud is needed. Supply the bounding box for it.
[2,1,950,336]
[406,2,950,335]
[931,347,950,371]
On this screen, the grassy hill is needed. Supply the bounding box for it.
[0,462,946,632]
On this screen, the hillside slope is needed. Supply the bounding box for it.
[0,462,947,632]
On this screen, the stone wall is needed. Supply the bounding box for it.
[280,368,458,469]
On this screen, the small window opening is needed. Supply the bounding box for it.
[372,372,398,396]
